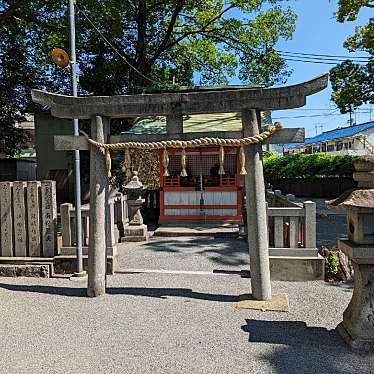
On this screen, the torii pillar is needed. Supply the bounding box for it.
[242,109,271,300]
[87,116,107,297]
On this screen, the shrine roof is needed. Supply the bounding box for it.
[285,120,374,148]
[124,112,272,135]
[326,189,374,210]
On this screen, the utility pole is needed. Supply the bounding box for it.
[69,0,85,276]
[315,123,323,136]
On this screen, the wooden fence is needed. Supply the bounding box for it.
[267,201,316,250]
[0,181,57,258]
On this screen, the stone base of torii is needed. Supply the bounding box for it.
[31,74,328,300]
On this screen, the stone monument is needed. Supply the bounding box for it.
[327,155,374,352]
[122,172,148,242]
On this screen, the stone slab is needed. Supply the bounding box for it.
[269,254,325,281]
[121,236,149,242]
[237,293,289,312]
[0,264,50,278]
[0,182,13,256]
[0,257,54,262]
[12,182,27,257]
[41,181,57,257]
[27,181,41,257]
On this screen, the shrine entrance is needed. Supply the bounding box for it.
[32,74,327,299]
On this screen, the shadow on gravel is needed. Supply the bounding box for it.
[136,237,249,267]
[0,282,239,302]
[241,319,364,374]
[107,287,240,301]
[0,283,86,297]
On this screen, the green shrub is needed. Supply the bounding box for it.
[325,253,340,279]
[263,152,357,180]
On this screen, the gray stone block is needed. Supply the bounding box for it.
[269,255,324,281]
[0,264,50,278]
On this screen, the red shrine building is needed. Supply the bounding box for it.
[159,146,242,222]
[125,112,273,223]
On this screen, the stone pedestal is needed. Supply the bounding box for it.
[122,224,149,242]
[337,240,374,352]
[327,156,374,353]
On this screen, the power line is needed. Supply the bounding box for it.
[76,4,164,88]
[279,53,370,64]
[280,57,368,65]
[279,108,371,112]
[273,111,372,120]
[277,50,370,60]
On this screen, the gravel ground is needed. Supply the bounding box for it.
[119,237,250,272]
[1,237,373,374]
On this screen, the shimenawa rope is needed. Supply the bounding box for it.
[80,122,282,150]
[80,122,282,177]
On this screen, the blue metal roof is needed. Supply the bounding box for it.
[285,120,374,148]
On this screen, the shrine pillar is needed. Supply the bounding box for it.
[242,109,272,300]
[87,115,107,297]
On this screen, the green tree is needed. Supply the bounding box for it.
[330,1,373,115]
[1,1,297,154]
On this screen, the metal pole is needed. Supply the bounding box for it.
[69,0,84,276]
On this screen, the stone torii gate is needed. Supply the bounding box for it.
[32,74,327,299]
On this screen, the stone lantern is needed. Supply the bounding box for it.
[122,172,148,242]
[327,155,374,352]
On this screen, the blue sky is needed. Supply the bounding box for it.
[235,0,373,137]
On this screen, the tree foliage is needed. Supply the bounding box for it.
[263,152,357,179]
[0,0,297,155]
[330,1,373,113]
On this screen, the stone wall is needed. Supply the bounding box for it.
[0,180,57,258]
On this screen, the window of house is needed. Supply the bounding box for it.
[313,146,320,153]
[327,144,335,152]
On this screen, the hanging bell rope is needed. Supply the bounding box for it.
[80,123,283,151]
[105,149,112,177]
[240,146,247,175]
[180,148,188,177]
[218,146,225,175]
[163,147,170,177]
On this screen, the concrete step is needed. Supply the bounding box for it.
[154,222,240,238]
